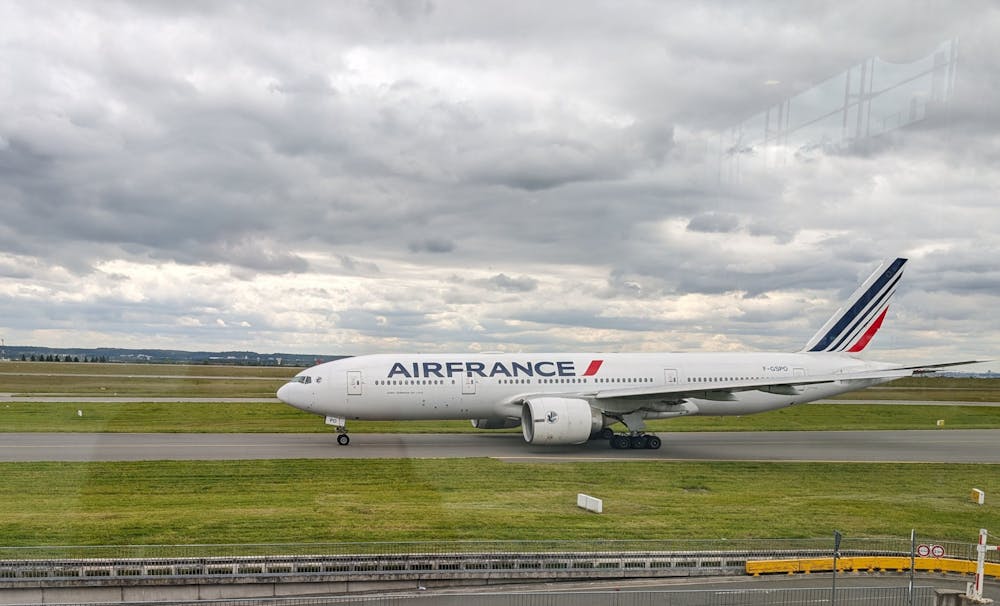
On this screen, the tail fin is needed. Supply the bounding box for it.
[800,257,907,353]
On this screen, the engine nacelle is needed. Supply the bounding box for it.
[521,397,602,445]
[470,417,521,430]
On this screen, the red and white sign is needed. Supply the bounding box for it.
[916,544,945,558]
[971,528,997,601]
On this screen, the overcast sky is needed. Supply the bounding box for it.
[1,1,997,370]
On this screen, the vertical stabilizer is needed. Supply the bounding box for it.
[800,257,907,353]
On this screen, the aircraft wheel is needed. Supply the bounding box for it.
[610,435,629,449]
[336,434,350,446]
[645,435,662,450]
[599,427,615,440]
[629,436,646,449]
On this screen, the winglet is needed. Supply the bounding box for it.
[800,257,907,353]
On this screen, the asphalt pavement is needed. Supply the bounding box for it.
[3,429,999,462]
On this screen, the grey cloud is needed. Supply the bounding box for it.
[463,137,628,191]
[408,238,456,254]
[481,274,539,293]
[597,269,646,300]
[687,212,741,234]
[335,309,432,336]
[745,219,797,245]
[268,74,337,97]
[0,1,998,364]
[366,0,436,21]
[517,308,675,333]
[216,240,310,276]
[900,246,1000,295]
[339,256,381,275]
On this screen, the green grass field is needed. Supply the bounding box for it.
[1,459,998,546]
[0,361,296,378]
[0,362,286,398]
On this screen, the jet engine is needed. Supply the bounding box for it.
[470,417,521,430]
[521,397,603,445]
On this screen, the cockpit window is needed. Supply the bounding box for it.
[290,376,312,384]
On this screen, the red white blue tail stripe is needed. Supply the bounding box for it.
[801,258,907,353]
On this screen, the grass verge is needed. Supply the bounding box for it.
[2,401,998,433]
[0,376,284,398]
[1,459,997,546]
[0,361,300,378]
[0,361,293,397]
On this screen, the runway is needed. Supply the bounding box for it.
[3,429,999,462]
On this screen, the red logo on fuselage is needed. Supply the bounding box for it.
[582,360,604,376]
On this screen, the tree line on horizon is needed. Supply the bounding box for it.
[18,354,109,363]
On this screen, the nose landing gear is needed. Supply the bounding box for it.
[325,416,350,446]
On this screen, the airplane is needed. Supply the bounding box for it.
[276,257,981,449]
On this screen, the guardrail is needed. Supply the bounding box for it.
[1,550,754,583]
[747,555,1000,577]
[1,538,996,600]
[0,586,946,606]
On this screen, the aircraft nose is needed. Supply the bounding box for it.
[276,382,295,405]
[277,380,315,412]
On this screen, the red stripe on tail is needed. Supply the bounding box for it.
[847,307,889,352]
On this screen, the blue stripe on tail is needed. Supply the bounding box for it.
[807,258,907,352]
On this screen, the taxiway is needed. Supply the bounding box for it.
[2,429,999,462]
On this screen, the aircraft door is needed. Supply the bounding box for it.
[347,371,363,396]
[664,368,679,384]
[462,372,477,395]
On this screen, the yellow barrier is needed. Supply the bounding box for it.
[747,556,1000,578]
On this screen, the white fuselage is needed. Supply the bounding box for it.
[273,258,972,449]
[276,351,895,422]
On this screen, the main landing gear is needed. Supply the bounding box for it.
[605,413,662,450]
[326,416,350,446]
[609,433,661,450]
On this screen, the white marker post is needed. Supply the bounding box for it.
[968,528,997,603]
[576,493,603,514]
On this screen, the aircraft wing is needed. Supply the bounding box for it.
[589,359,987,404]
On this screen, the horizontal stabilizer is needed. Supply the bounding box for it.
[894,360,990,374]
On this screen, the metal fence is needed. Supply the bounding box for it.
[1,536,994,584]
[16,586,939,606]
[0,550,769,583]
